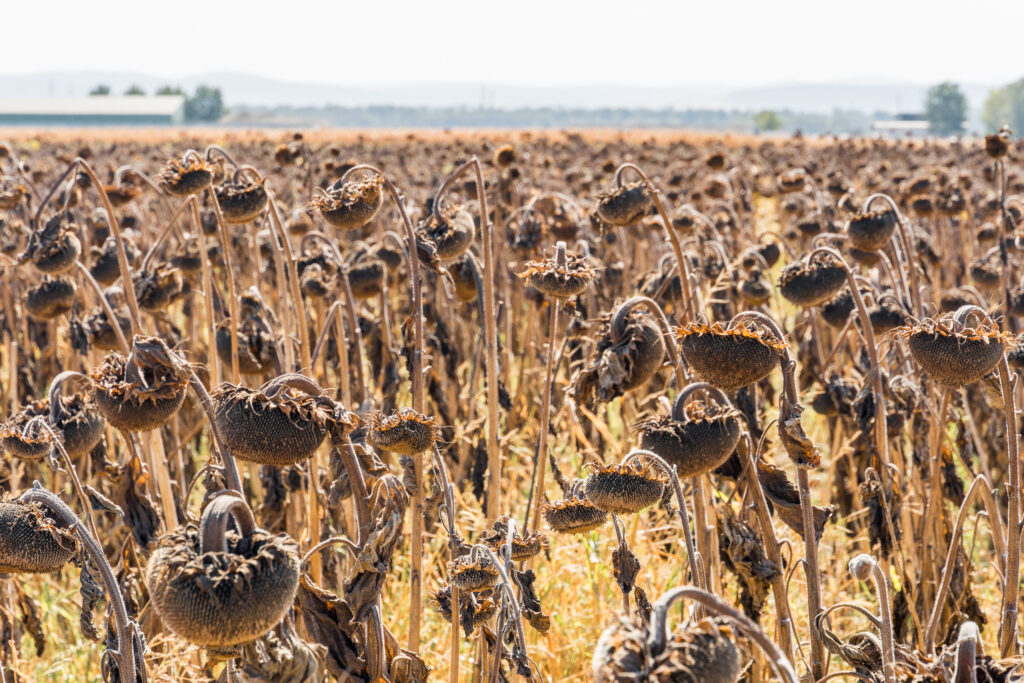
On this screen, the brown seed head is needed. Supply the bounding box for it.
[311,176,384,230]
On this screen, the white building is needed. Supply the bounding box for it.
[0,96,186,125]
[871,116,930,138]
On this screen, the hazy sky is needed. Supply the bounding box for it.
[6,0,1023,86]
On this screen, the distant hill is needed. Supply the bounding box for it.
[0,70,998,114]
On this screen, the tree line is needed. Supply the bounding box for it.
[82,79,1024,135]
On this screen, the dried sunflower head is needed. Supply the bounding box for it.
[311,176,383,230]
[676,321,784,392]
[450,253,479,303]
[215,178,269,224]
[650,618,743,683]
[846,207,897,252]
[778,253,846,307]
[595,181,652,226]
[777,168,807,193]
[570,305,664,408]
[1,407,52,461]
[637,400,743,478]
[985,127,1010,160]
[481,517,548,561]
[146,522,299,648]
[417,204,474,260]
[738,270,771,306]
[90,235,138,286]
[0,499,77,574]
[0,181,27,210]
[593,614,743,683]
[347,255,386,299]
[102,182,140,208]
[900,315,1007,387]
[867,297,908,336]
[212,378,343,466]
[432,585,498,634]
[160,154,214,196]
[518,250,596,299]
[583,461,666,515]
[448,553,500,592]
[21,212,81,275]
[25,277,77,321]
[366,408,437,456]
[89,335,191,432]
[542,486,609,535]
[493,144,516,168]
[133,263,185,312]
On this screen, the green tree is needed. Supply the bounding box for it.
[983,79,1024,135]
[753,110,782,132]
[185,85,224,122]
[124,84,146,96]
[924,82,967,135]
[89,84,110,96]
[155,85,185,96]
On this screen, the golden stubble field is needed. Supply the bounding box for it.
[0,127,1018,682]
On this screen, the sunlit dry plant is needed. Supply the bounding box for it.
[311,175,384,230]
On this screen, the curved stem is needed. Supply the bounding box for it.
[199,491,256,554]
[729,308,826,678]
[474,545,529,669]
[302,535,358,564]
[741,434,795,659]
[204,145,240,169]
[206,185,241,383]
[670,382,731,420]
[301,231,366,403]
[20,486,141,683]
[621,449,703,592]
[310,301,351,405]
[650,586,799,683]
[185,373,242,493]
[74,159,144,334]
[335,431,370,546]
[864,193,922,316]
[924,475,1002,653]
[849,554,895,683]
[819,602,883,629]
[430,159,501,523]
[340,163,429,652]
[949,305,1021,656]
[259,372,324,398]
[614,163,697,321]
[140,199,190,272]
[23,416,100,544]
[527,243,564,534]
[807,247,890,474]
[74,262,130,354]
[32,159,77,232]
[0,141,40,199]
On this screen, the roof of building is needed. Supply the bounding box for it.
[872,119,930,131]
[0,96,185,116]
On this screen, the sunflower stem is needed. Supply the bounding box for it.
[20,486,143,683]
[527,245,563,534]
